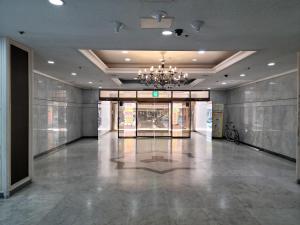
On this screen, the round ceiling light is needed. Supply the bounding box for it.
[122,51,128,54]
[124,58,131,62]
[221,82,227,85]
[240,74,246,77]
[88,81,93,84]
[71,72,77,76]
[198,50,206,54]
[48,60,55,64]
[192,58,197,62]
[268,62,276,66]
[162,30,172,36]
[48,0,64,6]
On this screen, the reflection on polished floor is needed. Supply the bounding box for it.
[1,132,300,225]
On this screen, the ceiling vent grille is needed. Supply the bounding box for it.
[140,18,173,29]
[141,0,174,2]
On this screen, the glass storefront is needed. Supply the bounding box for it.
[99,90,210,138]
[137,102,171,137]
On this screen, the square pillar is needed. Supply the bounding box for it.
[297,52,300,184]
[0,37,33,198]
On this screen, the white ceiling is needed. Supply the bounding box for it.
[0,0,299,90]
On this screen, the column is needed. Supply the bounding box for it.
[297,52,300,184]
[0,37,32,198]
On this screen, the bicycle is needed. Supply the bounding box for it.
[224,122,240,144]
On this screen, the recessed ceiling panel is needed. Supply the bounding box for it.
[94,50,237,68]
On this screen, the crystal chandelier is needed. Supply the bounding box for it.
[137,59,188,88]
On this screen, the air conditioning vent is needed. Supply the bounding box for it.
[140,18,173,29]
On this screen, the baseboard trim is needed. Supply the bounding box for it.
[9,179,32,196]
[34,136,98,159]
[239,141,296,162]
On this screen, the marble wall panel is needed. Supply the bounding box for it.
[82,90,99,137]
[226,72,297,159]
[33,73,82,156]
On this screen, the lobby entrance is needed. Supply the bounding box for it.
[118,101,191,138]
[98,90,210,138]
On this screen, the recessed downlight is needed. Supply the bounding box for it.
[207,87,211,90]
[88,81,93,84]
[124,58,131,62]
[162,30,172,36]
[71,72,77,76]
[240,74,246,77]
[122,51,128,54]
[221,82,227,85]
[198,50,206,54]
[192,58,197,62]
[48,60,55,64]
[98,86,102,89]
[48,0,64,6]
[268,62,276,66]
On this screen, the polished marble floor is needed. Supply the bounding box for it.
[1,132,300,225]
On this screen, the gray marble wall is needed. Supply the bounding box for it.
[32,73,82,156]
[82,90,99,137]
[226,72,297,159]
[210,90,228,104]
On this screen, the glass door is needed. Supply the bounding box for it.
[137,102,171,137]
[118,101,136,137]
[172,102,191,137]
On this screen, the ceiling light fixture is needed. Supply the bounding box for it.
[48,0,64,6]
[71,72,77,76]
[124,58,131,62]
[192,58,197,62]
[98,86,102,89]
[136,58,189,88]
[268,62,276,66]
[198,50,205,54]
[240,74,246,77]
[122,51,128,54]
[162,30,172,36]
[88,81,93,84]
[48,60,55,64]
[207,87,211,90]
[221,82,227,85]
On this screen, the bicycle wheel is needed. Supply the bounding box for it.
[234,130,240,144]
[224,129,231,141]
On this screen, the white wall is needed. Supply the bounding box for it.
[98,101,112,135]
[194,101,212,138]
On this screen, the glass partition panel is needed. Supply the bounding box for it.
[173,91,190,98]
[119,91,136,98]
[191,91,209,99]
[172,102,191,137]
[118,101,136,137]
[137,102,171,137]
[100,90,118,98]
